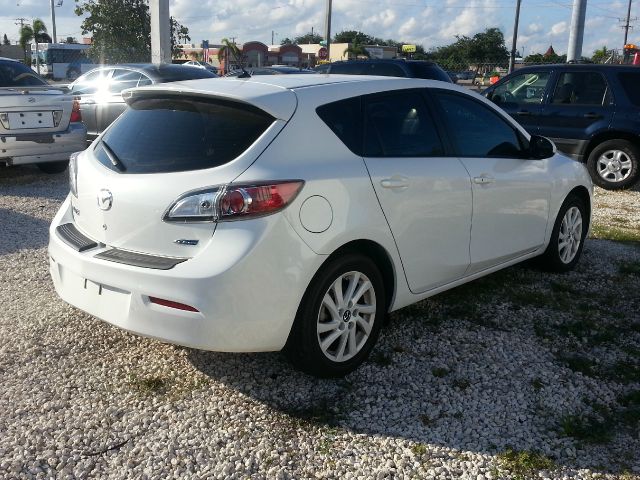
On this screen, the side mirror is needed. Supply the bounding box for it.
[529,135,556,159]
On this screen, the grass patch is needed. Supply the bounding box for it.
[453,378,471,390]
[431,367,450,378]
[284,399,341,426]
[590,224,640,243]
[531,378,544,391]
[497,449,555,479]
[558,354,597,376]
[619,260,640,276]
[411,443,428,456]
[560,413,612,444]
[130,375,170,396]
[370,351,393,367]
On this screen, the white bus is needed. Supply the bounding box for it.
[31,43,95,81]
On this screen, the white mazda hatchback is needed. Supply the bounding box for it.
[49,75,592,377]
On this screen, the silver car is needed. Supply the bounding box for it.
[69,64,217,141]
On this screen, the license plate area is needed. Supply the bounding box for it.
[8,111,54,129]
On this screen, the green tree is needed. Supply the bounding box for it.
[293,33,323,44]
[333,30,375,45]
[280,37,294,45]
[170,17,190,57]
[19,19,50,70]
[74,0,189,63]
[524,52,566,64]
[63,36,78,44]
[217,37,244,73]
[3,34,10,46]
[592,46,612,63]
[343,38,370,59]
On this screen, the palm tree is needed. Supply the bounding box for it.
[217,38,244,74]
[19,19,50,74]
[343,38,370,60]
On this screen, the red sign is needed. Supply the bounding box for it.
[318,47,328,59]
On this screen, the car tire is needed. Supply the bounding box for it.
[284,253,386,377]
[67,68,80,81]
[538,194,588,272]
[586,139,639,190]
[37,161,69,174]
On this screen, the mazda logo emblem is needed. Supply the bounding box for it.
[97,189,113,211]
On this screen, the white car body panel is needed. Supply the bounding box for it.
[48,75,593,352]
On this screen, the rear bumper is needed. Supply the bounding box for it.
[1,122,87,165]
[48,196,323,352]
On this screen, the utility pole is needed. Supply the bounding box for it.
[623,0,633,45]
[271,30,275,45]
[324,0,332,59]
[50,0,57,43]
[567,0,588,62]
[150,0,171,63]
[508,0,522,73]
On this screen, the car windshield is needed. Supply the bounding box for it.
[0,61,48,87]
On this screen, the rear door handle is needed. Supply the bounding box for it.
[583,112,601,119]
[516,110,531,116]
[473,175,495,185]
[380,176,410,189]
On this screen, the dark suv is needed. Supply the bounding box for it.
[483,64,640,189]
[316,59,452,83]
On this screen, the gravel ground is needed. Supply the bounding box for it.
[0,166,639,480]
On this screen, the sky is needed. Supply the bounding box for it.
[0,0,638,58]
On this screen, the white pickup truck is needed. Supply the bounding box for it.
[1,57,86,173]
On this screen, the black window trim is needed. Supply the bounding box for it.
[430,88,532,160]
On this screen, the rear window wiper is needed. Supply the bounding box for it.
[100,139,126,172]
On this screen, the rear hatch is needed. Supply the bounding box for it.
[0,87,73,134]
[71,82,297,258]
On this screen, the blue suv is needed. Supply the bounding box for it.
[484,64,640,189]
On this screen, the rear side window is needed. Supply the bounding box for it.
[96,96,274,173]
[618,72,640,106]
[406,63,451,82]
[316,97,362,155]
[0,61,48,87]
[330,63,366,75]
[551,72,608,105]
[364,91,444,157]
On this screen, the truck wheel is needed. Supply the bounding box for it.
[587,139,639,190]
[37,161,69,174]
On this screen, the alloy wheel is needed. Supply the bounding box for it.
[597,149,633,183]
[558,206,583,264]
[317,271,376,362]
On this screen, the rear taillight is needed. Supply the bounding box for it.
[164,181,304,223]
[70,99,82,123]
[149,296,199,312]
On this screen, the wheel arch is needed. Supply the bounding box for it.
[583,131,640,162]
[323,239,397,312]
[568,185,591,228]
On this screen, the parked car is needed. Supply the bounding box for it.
[446,71,459,83]
[455,70,476,81]
[49,75,592,377]
[317,59,452,83]
[183,60,218,75]
[483,64,640,189]
[0,57,86,173]
[69,63,217,141]
[224,66,315,77]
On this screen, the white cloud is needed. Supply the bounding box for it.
[550,21,567,36]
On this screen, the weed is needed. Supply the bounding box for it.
[619,260,640,276]
[531,378,544,391]
[419,414,433,426]
[370,351,393,367]
[560,414,612,443]
[453,378,471,390]
[432,367,450,378]
[497,449,555,479]
[411,443,428,456]
[130,375,169,395]
[559,354,596,376]
[392,344,406,353]
[284,399,340,426]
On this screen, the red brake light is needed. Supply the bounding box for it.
[70,99,82,123]
[218,181,304,220]
[149,296,199,312]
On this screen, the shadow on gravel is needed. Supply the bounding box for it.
[0,165,68,200]
[188,248,640,477]
[0,208,51,255]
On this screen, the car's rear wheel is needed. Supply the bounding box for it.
[538,194,588,272]
[587,139,639,190]
[284,253,385,377]
[37,161,68,174]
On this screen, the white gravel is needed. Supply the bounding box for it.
[1,166,639,480]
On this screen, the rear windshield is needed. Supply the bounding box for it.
[155,67,217,82]
[618,72,640,107]
[96,96,274,173]
[406,63,452,82]
[0,60,48,87]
